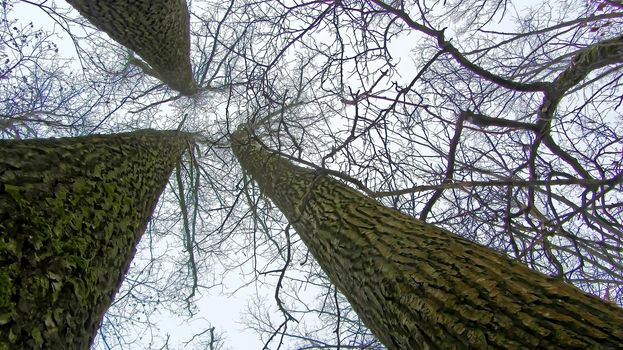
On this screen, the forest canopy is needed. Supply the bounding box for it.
[1,0,622,348]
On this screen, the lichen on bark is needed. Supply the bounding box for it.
[0,130,190,349]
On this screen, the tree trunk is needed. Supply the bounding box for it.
[0,130,189,349]
[231,127,623,349]
[65,0,198,95]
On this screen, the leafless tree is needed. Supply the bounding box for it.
[209,0,623,347]
[2,0,622,348]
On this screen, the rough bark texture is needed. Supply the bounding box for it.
[65,0,198,95]
[0,130,190,349]
[231,127,623,350]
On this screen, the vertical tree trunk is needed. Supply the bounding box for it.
[231,127,623,349]
[0,130,189,349]
[66,0,198,95]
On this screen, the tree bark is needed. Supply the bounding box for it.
[0,130,190,349]
[231,127,623,349]
[65,0,198,96]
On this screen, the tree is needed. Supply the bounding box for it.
[64,0,198,95]
[218,1,623,346]
[0,130,190,349]
[2,0,623,348]
[231,126,623,348]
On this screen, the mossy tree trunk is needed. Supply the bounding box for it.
[0,130,190,349]
[66,0,198,95]
[231,127,623,349]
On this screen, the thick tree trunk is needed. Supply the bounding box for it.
[66,0,198,95]
[0,130,189,349]
[231,127,623,349]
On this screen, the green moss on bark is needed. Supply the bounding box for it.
[0,130,189,349]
